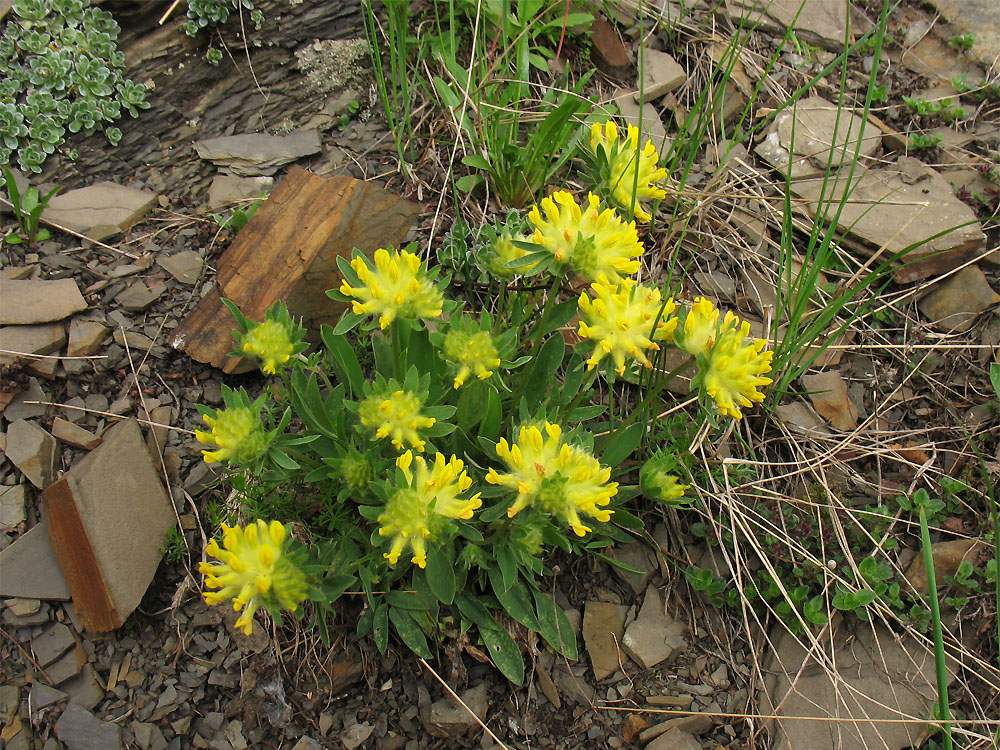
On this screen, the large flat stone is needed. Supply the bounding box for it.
[0,521,72,600]
[0,279,87,325]
[42,183,157,242]
[790,157,988,282]
[194,130,323,176]
[0,322,66,366]
[928,0,1000,71]
[634,48,686,101]
[622,587,686,669]
[56,703,122,750]
[726,0,851,49]
[43,419,175,631]
[918,265,1000,333]
[760,623,953,750]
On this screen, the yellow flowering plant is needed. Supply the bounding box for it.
[196,170,773,684]
[221,299,308,376]
[586,120,668,223]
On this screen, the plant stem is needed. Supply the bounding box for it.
[918,503,953,750]
[510,274,562,407]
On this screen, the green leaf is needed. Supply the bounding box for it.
[454,591,495,629]
[490,573,539,632]
[461,154,491,170]
[990,362,1000,399]
[268,449,299,470]
[524,335,564,410]
[389,606,433,659]
[478,386,502,442]
[531,589,578,659]
[386,590,431,611]
[494,543,517,593]
[456,174,482,192]
[480,623,524,684]
[425,545,456,605]
[320,574,355,603]
[321,325,364,397]
[600,421,645,466]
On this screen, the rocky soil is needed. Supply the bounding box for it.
[1,0,998,749]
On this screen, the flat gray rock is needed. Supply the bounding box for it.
[3,377,49,421]
[31,622,75,666]
[207,175,273,208]
[622,587,686,669]
[726,0,850,48]
[5,419,56,488]
[56,703,121,750]
[156,251,204,285]
[423,682,488,739]
[66,319,108,357]
[918,265,1000,333]
[0,323,66,366]
[760,623,953,750]
[800,370,859,431]
[613,88,671,154]
[0,521,71,600]
[0,279,87,325]
[790,157,987,282]
[583,600,630,680]
[42,182,157,242]
[29,682,67,711]
[928,0,1000,70]
[194,130,323,176]
[757,96,881,177]
[634,48,686,101]
[0,484,27,528]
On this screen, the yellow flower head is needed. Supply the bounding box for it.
[339,248,444,329]
[359,388,435,452]
[590,121,668,223]
[485,422,618,536]
[378,451,483,567]
[195,405,268,464]
[674,297,721,358]
[577,275,677,376]
[239,319,295,375]
[703,316,773,420]
[527,191,643,282]
[199,520,308,635]
[443,328,501,388]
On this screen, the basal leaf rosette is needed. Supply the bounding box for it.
[589,120,668,223]
[224,299,307,376]
[577,275,677,376]
[701,315,773,420]
[377,451,483,568]
[332,247,446,330]
[486,422,618,537]
[527,191,643,282]
[195,387,271,465]
[199,520,309,635]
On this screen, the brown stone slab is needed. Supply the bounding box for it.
[43,419,175,632]
[171,166,420,370]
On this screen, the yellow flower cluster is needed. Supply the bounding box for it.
[199,520,308,635]
[589,121,668,223]
[239,319,296,375]
[577,275,677,376]
[196,406,268,464]
[378,451,483,567]
[443,328,501,388]
[486,422,617,536]
[340,248,444,329]
[702,314,773,420]
[485,233,536,278]
[674,296,721,358]
[528,191,643,282]
[359,389,435,452]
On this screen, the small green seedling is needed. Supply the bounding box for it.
[947,33,975,52]
[159,526,189,565]
[2,165,60,245]
[909,133,943,151]
[210,193,267,233]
